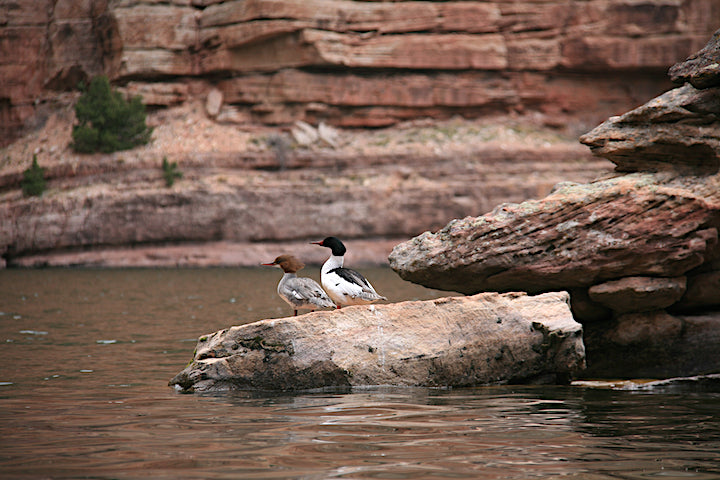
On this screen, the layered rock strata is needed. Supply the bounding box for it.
[0,114,612,267]
[389,31,720,379]
[3,0,718,145]
[170,291,585,392]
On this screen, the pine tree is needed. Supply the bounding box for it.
[21,155,46,197]
[72,76,153,153]
[161,157,183,187]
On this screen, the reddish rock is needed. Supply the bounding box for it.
[579,84,720,174]
[669,28,720,89]
[588,276,687,314]
[389,174,720,295]
[3,1,718,146]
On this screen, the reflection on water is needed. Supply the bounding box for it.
[1,268,719,479]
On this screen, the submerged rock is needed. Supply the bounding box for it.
[169,291,585,393]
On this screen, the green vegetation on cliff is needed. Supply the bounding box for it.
[21,155,46,197]
[72,76,153,153]
[161,157,183,187]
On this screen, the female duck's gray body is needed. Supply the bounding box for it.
[311,236,387,308]
[262,255,335,315]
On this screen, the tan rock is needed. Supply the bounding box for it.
[113,4,197,50]
[199,0,439,32]
[119,49,196,77]
[318,121,339,148]
[169,291,586,392]
[304,30,508,70]
[124,82,190,106]
[588,276,687,313]
[205,88,223,117]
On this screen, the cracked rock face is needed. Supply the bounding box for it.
[169,292,585,392]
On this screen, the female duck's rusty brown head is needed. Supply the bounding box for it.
[261,254,305,273]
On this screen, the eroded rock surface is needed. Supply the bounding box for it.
[578,84,720,174]
[669,28,720,89]
[169,291,585,392]
[389,173,720,296]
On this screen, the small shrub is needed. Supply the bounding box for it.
[161,157,182,187]
[21,155,46,197]
[72,76,153,153]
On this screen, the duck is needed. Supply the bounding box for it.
[262,254,336,316]
[311,236,387,308]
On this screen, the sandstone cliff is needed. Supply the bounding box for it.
[3,0,717,144]
[1,1,718,267]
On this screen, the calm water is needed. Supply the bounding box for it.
[1,268,719,479]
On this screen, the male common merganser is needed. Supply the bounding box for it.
[311,236,387,308]
[262,254,336,316]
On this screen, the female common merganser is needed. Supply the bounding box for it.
[311,236,387,308]
[262,254,336,316]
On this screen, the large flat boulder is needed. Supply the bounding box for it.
[389,173,720,296]
[169,291,585,393]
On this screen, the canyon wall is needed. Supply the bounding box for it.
[2,0,718,145]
